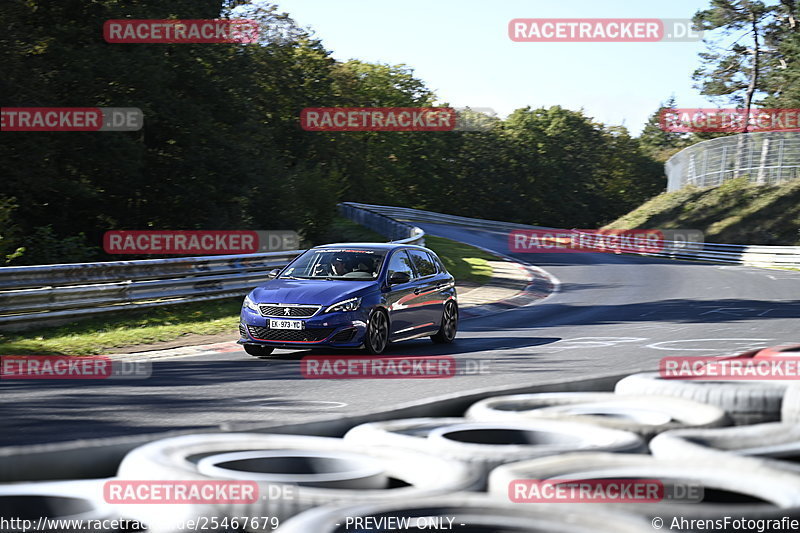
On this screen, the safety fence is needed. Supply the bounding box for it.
[665,131,800,191]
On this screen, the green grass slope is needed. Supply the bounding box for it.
[604,178,800,245]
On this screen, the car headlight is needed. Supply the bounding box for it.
[325,297,362,313]
[243,294,260,312]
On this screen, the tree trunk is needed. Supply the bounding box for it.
[735,13,761,181]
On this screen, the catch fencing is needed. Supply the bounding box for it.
[665,131,800,191]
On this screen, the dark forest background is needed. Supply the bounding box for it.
[2,0,798,264]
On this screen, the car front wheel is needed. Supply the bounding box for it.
[431,300,458,344]
[364,310,389,355]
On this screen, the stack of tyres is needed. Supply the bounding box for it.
[614,372,791,425]
[464,392,731,439]
[0,480,135,533]
[4,370,798,532]
[784,383,800,423]
[487,452,800,531]
[113,433,481,532]
[343,417,646,485]
[650,423,800,473]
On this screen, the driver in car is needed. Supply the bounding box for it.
[331,255,350,276]
[314,255,351,276]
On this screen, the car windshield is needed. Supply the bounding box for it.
[281,248,387,280]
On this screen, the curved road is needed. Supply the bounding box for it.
[3,222,799,446]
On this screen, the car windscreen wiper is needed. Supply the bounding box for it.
[325,277,375,280]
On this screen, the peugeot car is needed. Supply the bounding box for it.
[238,243,458,357]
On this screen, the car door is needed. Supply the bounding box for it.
[383,249,419,338]
[405,249,445,331]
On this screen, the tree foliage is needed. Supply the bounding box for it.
[693,0,800,110]
[1,0,669,264]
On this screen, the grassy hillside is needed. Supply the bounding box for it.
[604,178,800,245]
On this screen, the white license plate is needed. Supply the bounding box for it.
[269,319,304,330]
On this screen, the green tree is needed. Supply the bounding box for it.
[693,0,772,121]
[761,1,800,107]
[639,97,694,162]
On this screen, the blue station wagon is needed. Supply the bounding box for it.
[238,243,458,356]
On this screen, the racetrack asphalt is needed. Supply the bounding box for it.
[2,222,799,446]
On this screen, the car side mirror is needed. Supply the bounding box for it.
[268,269,281,279]
[388,271,411,285]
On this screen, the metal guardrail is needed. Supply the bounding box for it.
[342,202,536,231]
[0,205,424,331]
[1,201,795,331]
[0,252,300,331]
[348,203,800,270]
[568,231,800,268]
[337,203,426,245]
[666,131,800,191]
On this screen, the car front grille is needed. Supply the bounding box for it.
[238,323,248,338]
[330,328,357,342]
[247,325,334,343]
[259,304,320,318]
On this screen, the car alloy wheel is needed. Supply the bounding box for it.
[365,310,389,354]
[432,301,458,344]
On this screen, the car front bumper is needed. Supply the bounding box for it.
[238,306,368,350]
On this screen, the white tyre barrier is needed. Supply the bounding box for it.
[115,433,481,531]
[488,452,800,525]
[344,417,645,481]
[615,372,788,425]
[465,392,730,438]
[650,423,800,474]
[195,450,389,489]
[274,494,654,533]
[345,417,466,449]
[0,480,127,532]
[784,384,800,422]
